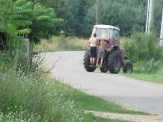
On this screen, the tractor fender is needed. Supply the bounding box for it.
[120,48,126,60]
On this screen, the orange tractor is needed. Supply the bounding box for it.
[83,25,133,74]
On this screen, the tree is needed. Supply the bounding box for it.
[27,2,64,43]
[0,0,64,70]
[0,0,32,53]
[0,0,64,48]
[31,0,163,38]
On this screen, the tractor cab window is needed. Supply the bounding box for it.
[95,28,102,38]
[92,27,96,37]
[109,29,120,41]
[113,29,120,40]
[92,27,110,39]
[92,27,119,41]
[101,29,109,39]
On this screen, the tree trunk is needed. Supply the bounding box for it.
[26,39,33,70]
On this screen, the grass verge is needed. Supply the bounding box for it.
[54,79,148,115]
[0,64,138,122]
[120,68,163,84]
[0,51,132,122]
[0,66,147,122]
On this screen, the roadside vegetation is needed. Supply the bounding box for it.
[121,31,163,84]
[63,83,147,115]
[1,33,161,121]
[1,0,162,121]
[0,53,143,122]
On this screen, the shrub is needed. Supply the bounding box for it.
[122,31,163,73]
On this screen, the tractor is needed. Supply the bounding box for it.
[83,24,133,74]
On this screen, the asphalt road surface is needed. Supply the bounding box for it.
[43,51,163,115]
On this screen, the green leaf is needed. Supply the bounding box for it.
[17,28,31,35]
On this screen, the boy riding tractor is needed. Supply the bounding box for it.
[83,24,133,74]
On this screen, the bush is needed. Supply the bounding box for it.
[122,31,163,73]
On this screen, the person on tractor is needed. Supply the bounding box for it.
[88,33,98,67]
[96,38,107,67]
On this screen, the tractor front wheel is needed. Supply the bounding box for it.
[123,62,133,73]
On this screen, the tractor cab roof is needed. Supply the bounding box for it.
[94,25,120,31]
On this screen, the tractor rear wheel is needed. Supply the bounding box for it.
[108,51,121,74]
[123,62,133,73]
[83,50,96,72]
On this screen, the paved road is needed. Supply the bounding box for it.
[43,51,163,115]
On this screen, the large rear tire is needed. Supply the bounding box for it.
[83,50,96,72]
[108,51,121,74]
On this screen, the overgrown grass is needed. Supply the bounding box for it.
[121,32,163,73]
[0,53,135,122]
[35,36,88,52]
[0,69,141,122]
[121,32,163,84]
[0,51,85,121]
[0,67,85,122]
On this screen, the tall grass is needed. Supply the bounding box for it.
[121,31,163,73]
[0,53,85,122]
[35,36,88,52]
[0,53,134,122]
[1,36,153,122]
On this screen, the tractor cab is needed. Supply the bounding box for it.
[91,25,120,47]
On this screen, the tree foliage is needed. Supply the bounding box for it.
[44,0,162,38]
[0,0,64,52]
[0,0,31,51]
[1,0,163,44]
[27,2,64,43]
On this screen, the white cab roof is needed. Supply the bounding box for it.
[94,24,120,31]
